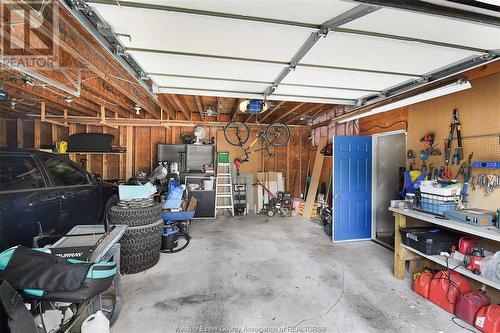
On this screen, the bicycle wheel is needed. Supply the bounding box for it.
[224,121,250,146]
[265,123,290,147]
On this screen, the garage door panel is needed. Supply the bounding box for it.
[129,51,285,82]
[282,66,417,91]
[151,75,268,93]
[91,3,313,62]
[275,85,369,100]
[302,33,480,74]
[341,8,500,51]
[120,0,359,25]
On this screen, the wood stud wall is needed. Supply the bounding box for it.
[0,121,309,197]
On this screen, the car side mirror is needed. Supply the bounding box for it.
[92,173,102,183]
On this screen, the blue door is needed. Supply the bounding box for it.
[333,135,372,241]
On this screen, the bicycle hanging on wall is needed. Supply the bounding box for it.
[223,120,291,163]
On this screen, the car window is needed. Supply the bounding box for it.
[42,157,89,186]
[0,155,45,191]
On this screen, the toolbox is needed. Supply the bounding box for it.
[400,227,459,255]
[444,209,497,227]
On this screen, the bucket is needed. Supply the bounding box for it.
[203,179,214,190]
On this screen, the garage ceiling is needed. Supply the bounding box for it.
[85,0,499,106]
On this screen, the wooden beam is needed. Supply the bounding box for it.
[260,101,286,122]
[169,95,190,120]
[41,101,69,127]
[194,96,204,121]
[303,137,327,219]
[99,105,119,129]
[126,126,133,179]
[287,104,324,124]
[102,126,109,180]
[34,119,41,149]
[273,103,306,123]
[5,82,94,116]
[16,119,23,148]
[9,1,160,118]
[231,98,241,121]
[216,97,221,122]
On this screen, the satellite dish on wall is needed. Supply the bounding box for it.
[193,127,206,144]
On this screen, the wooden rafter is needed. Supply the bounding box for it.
[169,95,190,120]
[287,104,324,124]
[231,98,241,121]
[194,96,204,121]
[260,101,286,122]
[9,1,160,118]
[273,103,306,123]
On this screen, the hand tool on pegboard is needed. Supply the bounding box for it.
[455,152,473,203]
[442,109,463,178]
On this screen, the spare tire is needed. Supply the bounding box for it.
[109,203,162,227]
[119,219,163,274]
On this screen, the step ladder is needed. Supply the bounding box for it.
[215,153,234,217]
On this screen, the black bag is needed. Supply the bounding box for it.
[0,280,37,333]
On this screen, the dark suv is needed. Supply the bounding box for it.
[0,148,119,251]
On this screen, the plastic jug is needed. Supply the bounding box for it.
[475,304,500,333]
[455,291,491,325]
[428,270,471,313]
[413,271,433,299]
[81,310,109,333]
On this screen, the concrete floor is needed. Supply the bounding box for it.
[112,215,470,333]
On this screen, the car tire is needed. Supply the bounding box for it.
[103,194,120,230]
[109,203,162,227]
[120,219,163,274]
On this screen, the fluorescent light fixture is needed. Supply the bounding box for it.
[339,79,472,123]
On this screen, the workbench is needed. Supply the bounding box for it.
[391,207,500,290]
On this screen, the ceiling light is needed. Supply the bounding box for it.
[134,104,141,115]
[64,96,73,105]
[10,98,16,110]
[338,79,472,123]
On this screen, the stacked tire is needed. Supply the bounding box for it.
[109,203,163,274]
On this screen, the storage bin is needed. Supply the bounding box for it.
[420,197,458,216]
[400,227,458,255]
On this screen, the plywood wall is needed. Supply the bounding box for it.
[407,72,500,210]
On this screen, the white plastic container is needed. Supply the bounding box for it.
[81,311,109,333]
[203,179,214,190]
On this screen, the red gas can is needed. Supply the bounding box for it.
[428,270,471,313]
[455,291,491,325]
[475,304,500,333]
[413,271,433,299]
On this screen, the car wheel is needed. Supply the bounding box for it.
[103,195,120,230]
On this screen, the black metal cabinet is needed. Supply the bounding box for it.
[158,144,216,218]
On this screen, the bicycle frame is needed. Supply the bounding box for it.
[239,129,274,162]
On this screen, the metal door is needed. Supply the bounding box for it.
[332,135,372,241]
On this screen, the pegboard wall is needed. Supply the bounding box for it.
[407,71,500,210]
